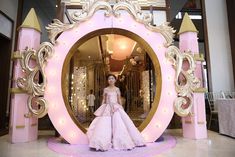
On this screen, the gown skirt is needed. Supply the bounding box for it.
[87,101,145,151]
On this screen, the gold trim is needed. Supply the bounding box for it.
[11,52,37,60]
[24,113,32,118]
[166,47,201,117]
[19,8,41,33]
[61,28,162,133]
[46,0,175,46]
[178,13,198,35]
[16,125,25,129]
[31,123,37,127]
[197,121,205,124]
[194,54,205,61]
[9,78,16,81]
[10,88,27,94]
[193,87,207,93]
[185,120,192,124]
[16,42,53,118]
[11,51,22,60]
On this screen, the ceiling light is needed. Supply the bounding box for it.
[119,44,127,50]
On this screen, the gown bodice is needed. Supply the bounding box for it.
[103,87,120,104]
[94,87,122,117]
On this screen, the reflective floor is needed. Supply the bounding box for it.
[158,129,235,157]
[0,129,234,157]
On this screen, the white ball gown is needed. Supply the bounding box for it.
[87,87,145,151]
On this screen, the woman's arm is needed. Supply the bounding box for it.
[117,88,122,106]
[101,89,106,104]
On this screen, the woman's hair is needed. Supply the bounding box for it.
[106,73,117,80]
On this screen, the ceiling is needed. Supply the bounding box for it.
[74,34,137,72]
[21,0,204,42]
[76,36,102,61]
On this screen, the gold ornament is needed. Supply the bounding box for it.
[45,19,75,44]
[46,0,175,46]
[166,46,201,117]
[16,42,54,118]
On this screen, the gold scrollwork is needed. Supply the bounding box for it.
[166,46,201,117]
[145,23,175,47]
[46,0,175,46]
[113,0,175,46]
[16,42,54,118]
[71,0,112,21]
[27,96,48,118]
[113,0,152,24]
[46,19,75,44]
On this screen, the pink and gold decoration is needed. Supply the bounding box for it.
[9,8,53,143]
[9,0,207,145]
[44,0,176,144]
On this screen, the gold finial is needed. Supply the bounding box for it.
[178,13,198,35]
[19,8,41,33]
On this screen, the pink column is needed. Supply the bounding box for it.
[179,14,207,139]
[180,33,207,139]
[9,8,41,143]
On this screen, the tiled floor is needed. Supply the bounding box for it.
[0,129,234,157]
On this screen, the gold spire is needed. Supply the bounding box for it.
[19,8,41,33]
[178,13,198,35]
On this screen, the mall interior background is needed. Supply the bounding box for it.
[0,0,234,136]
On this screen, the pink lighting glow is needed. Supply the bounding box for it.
[110,34,136,60]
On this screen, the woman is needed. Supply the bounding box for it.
[87,74,145,151]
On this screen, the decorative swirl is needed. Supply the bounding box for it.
[166,46,200,117]
[70,0,112,22]
[173,96,192,117]
[16,42,54,118]
[46,19,75,44]
[146,22,175,47]
[46,0,175,46]
[113,0,174,46]
[113,0,152,24]
[27,96,48,118]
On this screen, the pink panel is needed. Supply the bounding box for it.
[179,32,198,53]
[182,94,207,139]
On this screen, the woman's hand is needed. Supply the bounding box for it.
[110,103,119,113]
[111,106,115,113]
[113,104,122,112]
